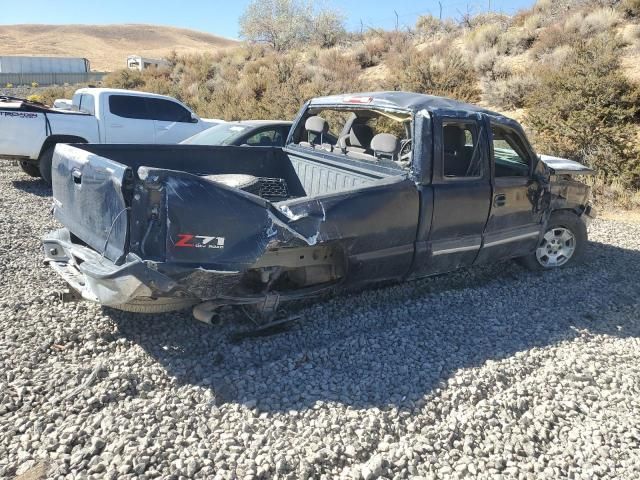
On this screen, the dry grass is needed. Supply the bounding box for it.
[0,24,237,71]
[586,175,640,210]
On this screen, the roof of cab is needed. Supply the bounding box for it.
[74,87,178,100]
[309,91,515,123]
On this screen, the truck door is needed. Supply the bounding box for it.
[413,114,492,276]
[104,94,156,143]
[474,123,543,263]
[147,98,200,144]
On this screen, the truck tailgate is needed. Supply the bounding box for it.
[51,144,130,263]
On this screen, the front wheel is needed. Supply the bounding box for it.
[519,211,587,271]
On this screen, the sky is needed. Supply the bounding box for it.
[0,0,535,39]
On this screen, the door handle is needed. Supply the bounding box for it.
[494,194,506,207]
[71,169,82,185]
[111,124,123,128]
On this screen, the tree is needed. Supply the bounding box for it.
[239,0,345,51]
[310,9,347,48]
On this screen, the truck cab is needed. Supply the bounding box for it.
[71,88,215,144]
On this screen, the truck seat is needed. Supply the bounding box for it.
[299,116,332,151]
[371,133,400,161]
[443,126,471,177]
[338,124,374,155]
[344,133,400,163]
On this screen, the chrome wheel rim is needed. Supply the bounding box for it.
[536,227,576,268]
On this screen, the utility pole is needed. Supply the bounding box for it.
[438,1,443,20]
[394,10,399,30]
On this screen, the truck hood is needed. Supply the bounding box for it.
[539,155,594,176]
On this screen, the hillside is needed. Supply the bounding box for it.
[0,24,238,71]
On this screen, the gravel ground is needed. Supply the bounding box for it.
[1,162,639,480]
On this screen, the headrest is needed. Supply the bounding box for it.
[305,116,329,135]
[443,126,467,151]
[349,124,374,148]
[371,133,399,157]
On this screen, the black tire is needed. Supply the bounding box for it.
[519,210,587,271]
[19,161,41,178]
[108,297,198,314]
[38,146,55,186]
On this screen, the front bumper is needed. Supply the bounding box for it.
[43,229,178,306]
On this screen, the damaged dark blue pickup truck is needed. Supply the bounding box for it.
[43,92,594,324]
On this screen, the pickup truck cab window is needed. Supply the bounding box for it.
[146,98,193,123]
[292,107,412,170]
[72,93,95,115]
[442,121,483,179]
[491,124,532,177]
[108,95,149,120]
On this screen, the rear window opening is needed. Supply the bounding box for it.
[291,108,413,171]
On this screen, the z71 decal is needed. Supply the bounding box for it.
[175,234,225,249]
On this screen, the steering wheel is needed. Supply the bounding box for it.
[398,139,412,166]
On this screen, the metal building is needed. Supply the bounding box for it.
[0,56,90,74]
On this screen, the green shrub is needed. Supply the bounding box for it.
[465,23,503,54]
[34,85,80,106]
[473,48,510,78]
[386,46,481,103]
[483,74,539,109]
[530,22,580,58]
[104,69,145,90]
[564,8,621,36]
[525,33,640,187]
[497,25,538,54]
[415,14,458,38]
[354,43,382,68]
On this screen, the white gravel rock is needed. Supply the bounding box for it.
[0,163,639,479]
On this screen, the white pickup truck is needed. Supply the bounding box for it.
[0,88,221,184]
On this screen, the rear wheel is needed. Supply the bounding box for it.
[108,297,198,314]
[38,146,55,186]
[19,161,41,178]
[520,211,587,271]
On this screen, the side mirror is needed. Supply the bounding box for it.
[190,113,199,123]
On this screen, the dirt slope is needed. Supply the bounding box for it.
[0,24,238,71]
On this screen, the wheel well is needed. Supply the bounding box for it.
[39,135,88,159]
[550,206,587,218]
